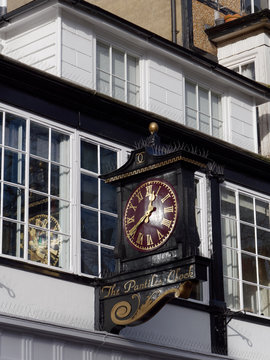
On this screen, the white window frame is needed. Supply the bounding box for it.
[242,0,270,13]
[0,103,130,277]
[221,181,270,317]
[95,38,141,107]
[184,78,224,140]
[230,60,256,80]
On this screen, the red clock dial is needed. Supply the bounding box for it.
[123,179,178,252]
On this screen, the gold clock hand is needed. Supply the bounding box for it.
[128,205,154,237]
[145,191,156,223]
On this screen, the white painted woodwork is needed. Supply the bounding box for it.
[0,265,95,330]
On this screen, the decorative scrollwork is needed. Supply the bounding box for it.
[111,281,192,326]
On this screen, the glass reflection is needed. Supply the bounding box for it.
[50,198,69,234]
[3,185,24,221]
[101,181,117,213]
[51,131,70,165]
[81,141,97,172]
[29,158,48,193]
[29,192,48,224]
[81,241,98,276]
[243,283,258,314]
[100,147,117,174]
[30,122,49,159]
[51,164,70,199]
[81,208,98,242]
[101,214,117,246]
[4,150,25,185]
[2,220,24,258]
[239,194,254,223]
[81,174,98,208]
[5,113,26,150]
[101,247,115,274]
[28,227,48,264]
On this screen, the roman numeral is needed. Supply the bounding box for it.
[136,232,144,245]
[162,218,172,228]
[126,216,135,224]
[157,229,164,241]
[128,202,137,212]
[161,193,171,203]
[145,185,153,197]
[147,234,153,246]
[164,206,174,213]
[136,191,143,203]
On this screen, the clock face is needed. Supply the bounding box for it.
[123,179,178,252]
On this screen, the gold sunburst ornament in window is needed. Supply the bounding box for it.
[28,214,60,266]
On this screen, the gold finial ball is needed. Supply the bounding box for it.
[149,122,159,135]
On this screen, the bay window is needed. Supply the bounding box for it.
[0,107,128,277]
[96,41,140,106]
[221,184,270,316]
[185,80,223,139]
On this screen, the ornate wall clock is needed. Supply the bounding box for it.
[123,179,178,252]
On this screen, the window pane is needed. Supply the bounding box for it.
[51,198,69,234]
[81,208,98,242]
[81,242,98,276]
[211,93,221,119]
[242,253,257,283]
[243,283,258,313]
[5,113,26,150]
[242,62,255,80]
[127,83,140,106]
[97,43,109,72]
[2,221,24,258]
[29,193,48,224]
[222,218,237,248]
[96,69,110,96]
[258,258,270,286]
[260,287,270,317]
[81,174,98,208]
[28,227,48,264]
[29,158,48,193]
[221,188,236,218]
[112,49,124,78]
[81,141,97,173]
[100,147,117,174]
[101,247,115,274]
[224,277,240,310]
[240,224,255,253]
[112,76,125,102]
[199,88,209,115]
[30,123,49,159]
[257,229,270,257]
[186,108,197,129]
[51,164,70,200]
[53,235,70,270]
[127,55,138,83]
[223,247,239,279]
[212,118,223,139]
[199,113,210,134]
[101,214,117,246]
[101,181,117,213]
[51,131,70,166]
[3,185,24,221]
[4,150,25,185]
[239,194,254,223]
[185,82,196,108]
[256,199,270,229]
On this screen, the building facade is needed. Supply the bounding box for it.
[0,1,270,359]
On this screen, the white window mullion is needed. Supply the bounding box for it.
[209,90,212,136]
[196,84,199,130]
[236,190,244,311]
[24,118,30,261]
[97,144,102,276]
[48,128,52,266]
[124,52,127,103]
[109,45,113,98]
[253,196,261,314]
[0,112,5,255]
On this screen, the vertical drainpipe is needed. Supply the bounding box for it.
[171,0,177,43]
[0,0,7,16]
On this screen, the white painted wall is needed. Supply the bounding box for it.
[147,56,184,123]
[229,92,257,152]
[1,8,58,75]
[228,318,270,360]
[0,265,95,330]
[61,10,93,88]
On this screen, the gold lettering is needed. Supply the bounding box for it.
[136,232,144,245]
[124,280,136,293]
[162,218,172,228]
[101,284,120,298]
[161,193,171,203]
[126,215,135,224]
[147,234,153,246]
[164,206,174,213]
[136,191,143,203]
